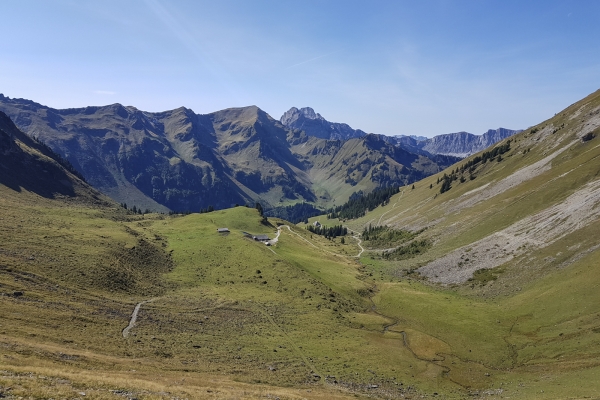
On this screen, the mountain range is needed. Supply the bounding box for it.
[0,95,458,212]
[280,106,520,157]
[280,106,367,140]
[390,128,521,157]
[0,95,517,212]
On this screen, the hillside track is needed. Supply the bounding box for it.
[345,228,364,258]
[122,299,155,338]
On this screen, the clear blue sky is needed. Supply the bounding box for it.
[2,1,599,137]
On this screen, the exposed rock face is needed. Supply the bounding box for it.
[420,128,521,157]
[280,107,366,140]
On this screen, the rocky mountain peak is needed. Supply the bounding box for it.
[298,107,322,120]
[280,107,365,140]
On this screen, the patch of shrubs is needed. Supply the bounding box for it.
[381,239,432,260]
[362,225,420,247]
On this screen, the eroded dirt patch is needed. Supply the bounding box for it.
[418,178,600,284]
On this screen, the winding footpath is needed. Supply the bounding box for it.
[278,225,317,248]
[347,229,365,258]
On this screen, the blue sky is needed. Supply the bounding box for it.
[1,1,599,137]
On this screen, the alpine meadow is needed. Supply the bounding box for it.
[2,2,600,399]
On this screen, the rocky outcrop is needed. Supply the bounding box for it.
[280,107,366,140]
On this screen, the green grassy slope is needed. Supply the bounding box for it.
[0,125,454,399]
[303,89,600,397]
[0,188,457,398]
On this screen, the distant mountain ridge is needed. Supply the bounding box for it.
[0,95,459,212]
[385,128,521,157]
[419,128,522,157]
[280,106,520,157]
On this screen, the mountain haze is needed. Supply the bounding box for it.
[419,127,521,157]
[280,106,520,158]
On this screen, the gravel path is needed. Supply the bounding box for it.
[278,225,318,248]
[345,228,364,258]
[123,299,154,338]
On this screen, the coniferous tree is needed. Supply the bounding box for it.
[325,185,400,220]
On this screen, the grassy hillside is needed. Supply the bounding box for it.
[0,121,446,400]
[302,88,600,397]
[0,188,454,398]
[5,189,599,398]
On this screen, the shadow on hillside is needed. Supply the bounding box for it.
[0,149,77,199]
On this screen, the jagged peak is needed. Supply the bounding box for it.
[280,106,325,125]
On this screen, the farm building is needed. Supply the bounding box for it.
[217,228,230,233]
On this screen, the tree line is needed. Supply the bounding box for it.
[438,139,512,194]
[306,224,347,239]
[326,185,400,220]
[264,202,322,224]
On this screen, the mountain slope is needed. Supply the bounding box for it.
[341,89,600,288]
[318,88,600,396]
[292,133,455,203]
[0,110,96,200]
[0,95,457,211]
